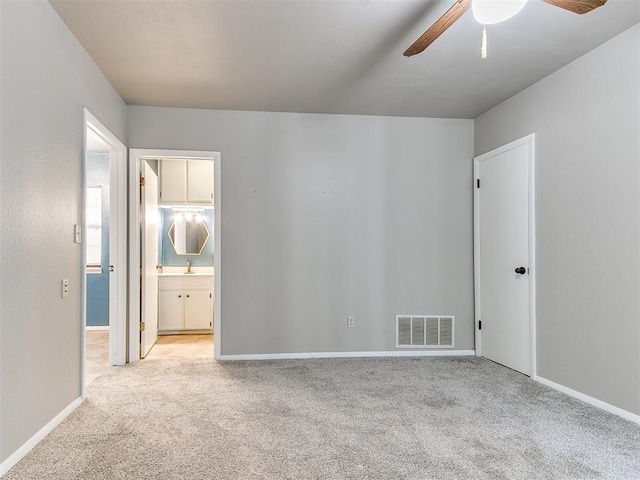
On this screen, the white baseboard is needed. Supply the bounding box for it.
[159,329,212,335]
[535,376,640,425]
[219,349,476,361]
[0,397,83,477]
[86,326,109,331]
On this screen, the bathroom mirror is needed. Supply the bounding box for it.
[168,215,209,255]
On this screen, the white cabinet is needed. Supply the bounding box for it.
[184,291,212,329]
[159,160,187,204]
[186,161,214,203]
[158,290,185,330]
[158,275,213,332]
[159,159,214,205]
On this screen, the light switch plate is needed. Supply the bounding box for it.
[74,225,81,244]
[61,279,69,298]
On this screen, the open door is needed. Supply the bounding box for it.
[82,109,127,398]
[129,149,220,363]
[141,161,159,357]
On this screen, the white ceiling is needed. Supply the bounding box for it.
[50,0,640,119]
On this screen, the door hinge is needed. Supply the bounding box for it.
[209,293,212,298]
[479,320,482,330]
[210,321,212,327]
[140,321,145,331]
[140,176,145,187]
[477,179,480,188]
[211,192,213,199]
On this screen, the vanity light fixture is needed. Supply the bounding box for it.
[172,207,205,221]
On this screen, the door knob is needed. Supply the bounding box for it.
[515,267,526,275]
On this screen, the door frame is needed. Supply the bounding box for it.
[82,108,128,398]
[473,133,537,377]
[128,149,221,362]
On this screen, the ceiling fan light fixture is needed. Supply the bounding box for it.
[472,0,527,24]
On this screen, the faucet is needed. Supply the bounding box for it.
[186,258,192,274]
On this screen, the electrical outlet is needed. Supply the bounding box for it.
[61,279,69,298]
[347,316,355,328]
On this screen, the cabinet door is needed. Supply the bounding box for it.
[160,160,187,204]
[187,160,214,204]
[158,290,184,330]
[184,291,212,329]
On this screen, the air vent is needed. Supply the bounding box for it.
[396,315,454,348]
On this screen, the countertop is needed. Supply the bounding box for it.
[158,272,214,277]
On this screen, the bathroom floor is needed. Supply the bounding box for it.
[86,332,214,386]
[144,334,214,360]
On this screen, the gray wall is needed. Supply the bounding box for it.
[86,153,110,327]
[0,0,126,464]
[128,107,474,355]
[474,24,640,415]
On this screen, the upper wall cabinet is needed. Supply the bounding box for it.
[159,159,214,205]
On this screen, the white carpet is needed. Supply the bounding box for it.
[5,356,640,479]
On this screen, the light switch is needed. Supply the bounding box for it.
[61,279,69,298]
[74,225,81,244]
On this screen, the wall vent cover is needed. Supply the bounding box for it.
[396,315,454,348]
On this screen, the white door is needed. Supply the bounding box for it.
[475,135,534,376]
[141,161,159,357]
[108,151,118,365]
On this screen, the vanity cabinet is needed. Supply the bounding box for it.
[159,159,214,205]
[158,275,213,332]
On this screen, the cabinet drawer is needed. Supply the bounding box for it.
[158,275,213,290]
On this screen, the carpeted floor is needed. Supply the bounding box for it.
[5,357,640,479]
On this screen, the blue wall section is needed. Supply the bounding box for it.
[86,153,110,327]
[161,208,214,267]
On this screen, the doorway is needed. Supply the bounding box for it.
[82,109,127,393]
[129,149,221,362]
[473,134,536,376]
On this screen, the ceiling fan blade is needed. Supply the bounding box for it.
[403,0,472,57]
[541,0,607,14]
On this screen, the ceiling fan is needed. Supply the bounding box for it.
[403,0,607,58]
